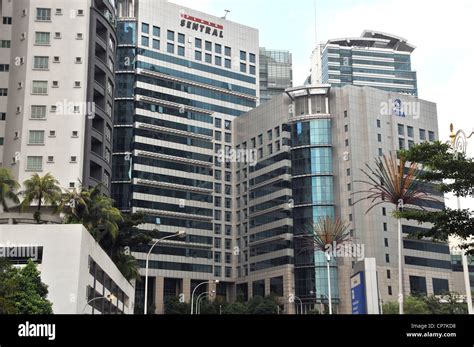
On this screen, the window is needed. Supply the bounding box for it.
[167,30,174,41]
[31,105,46,119]
[153,26,160,37]
[3,17,12,25]
[76,33,83,40]
[0,64,9,72]
[347,168,351,176]
[225,46,231,56]
[428,131,435,142]
[32,81,48,94]
[384,238,389,247]
[240,63,246,73]
[75,57,82,64]
[53,56,60,63]
[383,222,387,232]
[385,254,390,263]
[35,32,50,45]
[49,131,56,137]
[382,207,387,216]
[27,156,43,171]
[70,156,77,163]
[377,119,381,128]
[0,113,6,121]
[29,131,45,145]
[205,53,212,63]
[398,138,405,150]
[344,125,349,132]
[344,111,348,118]
[225,133,231,143]
[419,129,426,141]
[258,134,263,145]
[215,118,222,128]
[0,138,4,145]
[55,8,62,15]
[177,46,185,56]
[167,43,174,54]
[195,38,202,49]
[72,131,79,137]
[408,140,415,149]
[397,124,404,136]
[249,53,256,63]
[178,33,185,44]
[407,126,414,138]
[345,139,349,147]
[0,88,7,96]
[215,44,222,54]
[141,36,149,47]
[240,50,246,60]
[225,120,231,130]
[54,32,61,39]
[215,56,222,66]
[378,148,383,157]
[195,51,202,61]
[214,224,222,235]
[409,276,427,295]
[52,81,59,88]
[36,8,51,21]
[225,59,231,69]
[267,129,273,141]
[1,40,11,48]
[432,278,449,295]
[267,144,273,155]
[141,23,149,34]
[205,41,212,51]
[77,9,84,16]
[149,39,159,50]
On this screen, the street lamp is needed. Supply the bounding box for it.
[144,230,186,315]
[449,124,474,315]
[82,294,116,314]
[290,295,303,315]
[191,280,219,315]
[196,290,216,315]
[326,253,333,315]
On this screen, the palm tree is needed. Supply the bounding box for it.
[0,168,20,212]
[299,217,351,314]
[353,152,439,314]
[60,185,122,243]
[20,173,62,223]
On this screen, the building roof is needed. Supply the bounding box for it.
[326,30,416,53]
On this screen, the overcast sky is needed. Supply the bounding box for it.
[170,0,474,210]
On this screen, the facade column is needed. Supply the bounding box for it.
[154,276,164,314]
[183,278,191,303]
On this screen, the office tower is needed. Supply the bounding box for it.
[234,84,449,314]
[259,47,292,104]
[113,0,259,313]
[1,0,116,194]
[311,30,418,96]
[0,0,12,165]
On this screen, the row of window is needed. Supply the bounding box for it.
[34,8,85,21]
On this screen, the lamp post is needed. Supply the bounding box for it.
[144,230,186,315]
[309,290,323,314]
[196,290,216,315]
[290,295,303,315]
[450,124,474,315]
[326,253,333,315]
[82,294,116,314]
[191,280,219,315]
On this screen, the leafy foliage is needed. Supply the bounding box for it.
[0,259,53,314]
[298,217,351,254]
[0,168,20,212]
[383,293,468,315]
[399,142,474,254]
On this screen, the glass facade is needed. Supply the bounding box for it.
[259,48,293,103]
[291,113,338,305]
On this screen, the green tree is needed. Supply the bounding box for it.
[247,295,280,314]
[221,302,248,315]
[20,173,62,223]
[0,168,20,212]
[399,141,474,254]
[383,293,467,315]
[164,297,190,315]
[0,259,53,314]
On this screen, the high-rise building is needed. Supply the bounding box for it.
[113,0,259,313]
[259,47,292,104]
[1,0,117,194]
[311,30,418,96]
[234,84,450,314]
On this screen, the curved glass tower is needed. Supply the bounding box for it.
[287,86,339,310]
